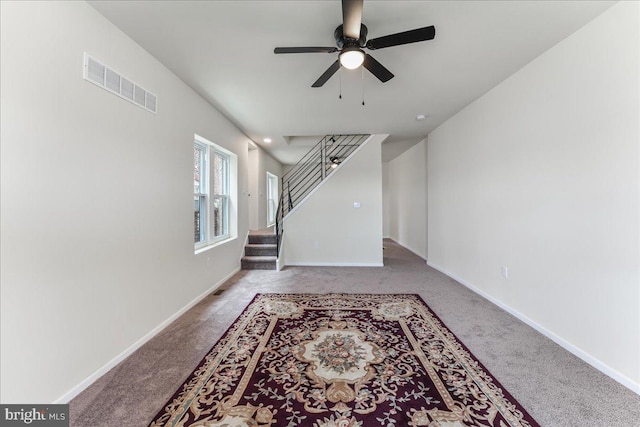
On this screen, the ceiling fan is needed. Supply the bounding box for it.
[274,0,436,87]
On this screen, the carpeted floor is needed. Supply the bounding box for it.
[70,239,640,426]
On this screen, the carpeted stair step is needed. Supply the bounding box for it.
[248,234,277,245]
[245,244,277,257]
[241,256,276,270]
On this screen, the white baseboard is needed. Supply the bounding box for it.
[427,261,640,396]
[285,262,384,267]
[54,267,241,404]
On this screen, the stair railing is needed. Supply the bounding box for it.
[275,134,369,255]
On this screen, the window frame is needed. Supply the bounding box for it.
[211,149,230,243]
[194,134,237,252]
[266,171,278,227]
[194,141,208,248]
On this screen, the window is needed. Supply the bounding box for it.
[212,150,230,239]
[266,172,278,227]
[194,134,237,251]
[194,142,207,245]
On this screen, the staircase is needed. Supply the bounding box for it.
[241,232,277,270]
[242,134,370,271]
[275,134,370,255]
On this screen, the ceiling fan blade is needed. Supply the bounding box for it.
[312,60,341,87]
[363,54,394,83]
[366,25,436,50]
[274,47,337,54]
[342,0,363,40]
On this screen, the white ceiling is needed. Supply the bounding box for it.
[89,0,613,164]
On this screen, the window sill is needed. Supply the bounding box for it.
[195,236,237,255]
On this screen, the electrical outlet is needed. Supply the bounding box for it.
[501,266,509,279]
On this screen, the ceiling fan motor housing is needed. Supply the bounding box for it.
[334,24,368,49]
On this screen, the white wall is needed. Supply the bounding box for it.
[283,135,387,266]
[385,139,428,259]
[427,1,639,390]
[248,147,259,230]
[282,163,295,177]
[0,1,250,402]
[381,162,391,237]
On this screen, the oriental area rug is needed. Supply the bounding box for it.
[149,294,539,427]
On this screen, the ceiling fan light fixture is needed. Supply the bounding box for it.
[339,48,365,70]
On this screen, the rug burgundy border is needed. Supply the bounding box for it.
[149,293,539,427]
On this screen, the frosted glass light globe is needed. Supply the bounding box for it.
[340,50,365,70]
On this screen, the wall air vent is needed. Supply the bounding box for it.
[83,53,157,114]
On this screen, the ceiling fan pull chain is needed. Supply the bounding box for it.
[339,65,343,99]
[361,66,365,106]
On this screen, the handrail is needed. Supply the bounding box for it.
[275,134,369,255]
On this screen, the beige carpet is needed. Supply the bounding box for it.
[70,239,640,426]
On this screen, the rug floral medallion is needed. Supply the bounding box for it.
[149,294,539,427]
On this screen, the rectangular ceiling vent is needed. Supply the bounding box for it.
[83,53,157,114]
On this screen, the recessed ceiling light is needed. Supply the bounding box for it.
[263,138,272,143]
[416,114,426,121]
